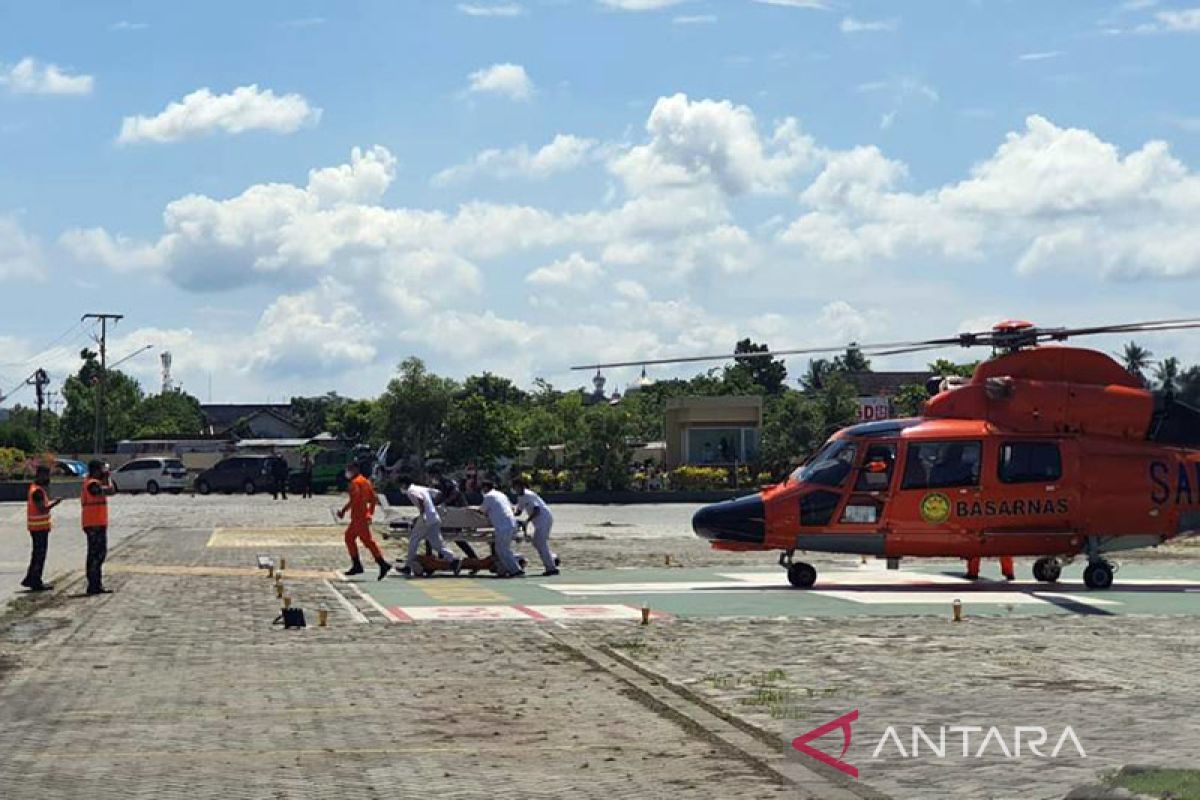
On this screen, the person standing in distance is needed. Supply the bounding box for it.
[22,465,62,591]
[512,478,559,576]
[336,462,392,580]
[81,460,116,595]
[479,479,523,578]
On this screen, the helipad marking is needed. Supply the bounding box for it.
[322,579,369,624]
[519,604,659,621]
[346,581,407,623]
[820,590,1045,605]
[398,605,532,621]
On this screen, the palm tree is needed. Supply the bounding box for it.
[1120,341,1153,385]
[1154,357,1181,394]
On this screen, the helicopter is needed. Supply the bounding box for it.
[573,318,1200,590]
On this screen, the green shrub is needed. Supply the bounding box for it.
[0,447,30,481]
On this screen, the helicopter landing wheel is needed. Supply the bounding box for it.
[1032,557,1061,583]
[1083,560,1114,590]
[787,562,817,589]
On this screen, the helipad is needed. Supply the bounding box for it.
[338,561,1200,622]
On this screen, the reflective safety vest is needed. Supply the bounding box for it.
[81,477,109,529]
[27,484,51,533]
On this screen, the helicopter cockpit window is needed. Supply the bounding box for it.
[854,443,897,492]
[999,442,1062,484]
[792,441,858,488]
[901,441,981,490]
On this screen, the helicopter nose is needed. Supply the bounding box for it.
[693,494,766,544]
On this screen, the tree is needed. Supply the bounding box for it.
[442,394,519,467]
[290,393,348,437]
[58,349,144,452]
[800,358,833,392]
[460,372,529,405]
[893,384,930,417]
[832,345,871,373]
[724,339,787,395]
[1119,342,1153,385]
[760,392,825,474]
[928,359,977,379]
[1155,357,1181,394]
[372,357,456,473]
[0,405,59,451]
[132,391,204,438]
[0,422,37,452]
[327,399,375,444]
[816,374,859,437]
[567,403,634,490]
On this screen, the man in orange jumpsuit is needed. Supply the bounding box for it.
[81,460,116,595]
[336,462,392,580]
[965,556,1015,581]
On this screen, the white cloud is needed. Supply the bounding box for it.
[526,252,605,287]
[1016,50,1063,61]
[840,17,898,33]
[433,134,598,185]
[1155,7,1200,31]
[117,84,321,144]
[0,57,93,95]
[54,101,1200,389]
[598,0,687,10]
[673,14,717,24]
[109,21,149,31]
[610,93,820,195]
[457,3,525,16]
[466,63,534,101]
[751,0,828,9]
[780,115,1200,280]
[0,216,45,280]
[280,17,326,28]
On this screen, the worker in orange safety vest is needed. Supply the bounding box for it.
[22,465,62,592]
[81,460,116,595]
[336,462,393,580]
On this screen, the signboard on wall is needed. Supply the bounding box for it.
[857,396,891,422]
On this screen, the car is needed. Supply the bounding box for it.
[55,458,87,477]
[194,455,282,496]
[288,449,356,494]
[112,457,190,495]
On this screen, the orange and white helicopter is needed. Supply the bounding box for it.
[575,319,1200,590]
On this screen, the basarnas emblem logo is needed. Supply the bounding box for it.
[919,492,951,524]
[791,709,858,779]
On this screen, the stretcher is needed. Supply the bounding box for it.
[367,498,532,576]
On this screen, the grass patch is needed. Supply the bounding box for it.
[1107,766,1200,799]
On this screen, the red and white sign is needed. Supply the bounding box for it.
[857,396,891,422]
[399,605,531,621]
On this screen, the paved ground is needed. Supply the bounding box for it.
[345,562,1200,621]
[2,495,1199,799]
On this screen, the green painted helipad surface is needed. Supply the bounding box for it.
[340,561,1200,621]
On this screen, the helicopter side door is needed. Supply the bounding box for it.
[887,438,983,556]
[971,438,1079,556]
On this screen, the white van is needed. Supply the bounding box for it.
[112,457,190,495]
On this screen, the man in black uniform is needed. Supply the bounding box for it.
[270,455,290,500]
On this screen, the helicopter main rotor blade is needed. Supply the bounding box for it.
[569,317,1200,372]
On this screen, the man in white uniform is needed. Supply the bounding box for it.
[512,478,559,576]
[479,479,523,577]
[397,475,459,576]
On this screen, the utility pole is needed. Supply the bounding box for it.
[26,368,49,439]
[83,313,124,455]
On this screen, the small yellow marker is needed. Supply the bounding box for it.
[283,596,292,609]
[267,565,275,579]
[275,583,284,599]
[641,604,650,625]
[860,555,868,565]
[952,599,963,623]
[318,608,329,627]
[664,554,671,566]
[279,557,287,571]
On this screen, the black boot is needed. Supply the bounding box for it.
[377,559,393,581]
[344,560,364,576]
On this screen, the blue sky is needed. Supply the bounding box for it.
[1,0,1199,403]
